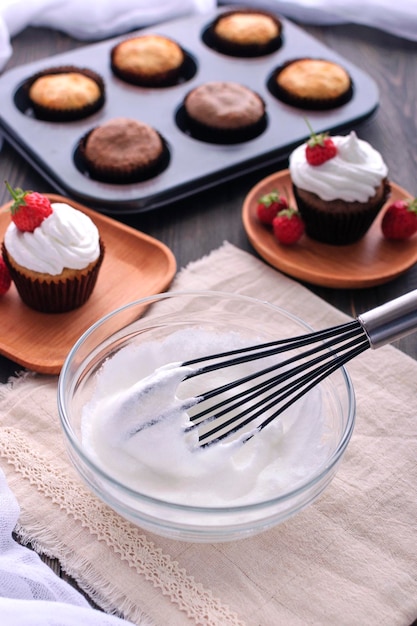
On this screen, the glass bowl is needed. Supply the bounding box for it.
[58,290,355,542]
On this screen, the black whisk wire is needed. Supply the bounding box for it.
[182,320,370,446]
[182,320,362,375]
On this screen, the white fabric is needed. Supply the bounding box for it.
[1,0,417,73]
[0,0,214,39]
[0,466,142,625]
[0,0,215,71]
[225,0,417,40]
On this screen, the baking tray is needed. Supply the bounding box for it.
[0,8,379,215]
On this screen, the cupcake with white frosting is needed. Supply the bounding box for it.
[289,130,390,245]
[2,187,104,312]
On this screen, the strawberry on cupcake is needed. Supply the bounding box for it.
[2,183,104,313]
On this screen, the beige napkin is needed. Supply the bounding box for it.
[0,242,416,626]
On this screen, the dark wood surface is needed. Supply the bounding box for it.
[1,17,417,619]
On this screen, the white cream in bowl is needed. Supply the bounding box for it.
[81,328,330,507]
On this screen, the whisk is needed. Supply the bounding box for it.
[178,290,417,447]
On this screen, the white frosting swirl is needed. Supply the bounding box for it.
[4,202,100,275]
[289,131,388,202]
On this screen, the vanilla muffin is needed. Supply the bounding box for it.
[289,131,390,245]
[110,34,186,87]
[26,66,105,121]
[2,199,104,313]
[207,9,282,57]
[182,81,266,143]
[269,58,353,110]
[79,117,167,184]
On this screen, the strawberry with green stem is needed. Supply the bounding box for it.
[256,189,289,225]
[381,197,417,240]
[272,207,305,245]
[304,118,337,166]
[5,181,52,232]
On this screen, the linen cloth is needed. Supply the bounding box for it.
[1,0,417,72]
[0,241,416,626]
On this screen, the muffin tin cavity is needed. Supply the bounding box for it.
[201,10,283,58]
[0,9,379,214]
[74,129,171,184]
[110,44,198,87]
[14,66,106,122]
[14,83,37,117]
[267,59,354,110]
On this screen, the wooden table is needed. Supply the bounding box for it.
[1,17,417,619]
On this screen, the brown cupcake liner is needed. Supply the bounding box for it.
[2,240,105,313]
[267,59,353,111]
[110,62,183,88]
[23,65,105,122]
[76,129,170,184]
[184,112,268,144]
[293,182,391,245]
[203,9,283,58]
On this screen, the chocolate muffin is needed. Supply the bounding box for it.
[110,34,186,87]
[182,81,267,143]
[269,58,353,110]
[206,9,282,57]
[79,117,167,184]
[26,65,105,121]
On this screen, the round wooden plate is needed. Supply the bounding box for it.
[242,169,417,289]
[0,194,176,374]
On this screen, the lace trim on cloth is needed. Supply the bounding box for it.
[0,426,245,626]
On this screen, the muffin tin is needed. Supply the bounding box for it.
[0,8,379,215]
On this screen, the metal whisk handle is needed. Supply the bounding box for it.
[358,289,417,349]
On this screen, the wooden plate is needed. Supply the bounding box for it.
[0,194,176,374]
[242,170,417,289]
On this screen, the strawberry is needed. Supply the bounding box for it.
[381,197,417,240]
[0,258,12,296]
[256,190,288,225]
[5,181,52,232]
[303,118,337,166]
[272,207,305,245]
[305,131,337,166]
